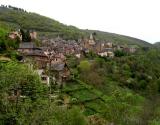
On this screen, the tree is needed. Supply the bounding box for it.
[0,62,47,124]
[20,29,31,42]
[0,62,88,125]
[20,29,25,42]
[114,50,127,57]
[78,60,91,72]
[0,31,20,51]
[25,30,31,42]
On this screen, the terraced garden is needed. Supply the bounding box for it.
[60,79,145,124]
[61,80,109,117]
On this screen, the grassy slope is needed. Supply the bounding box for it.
[0,6,153,47]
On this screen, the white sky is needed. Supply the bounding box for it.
[1,0,160,43]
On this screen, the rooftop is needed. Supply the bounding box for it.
[19,42,36,49]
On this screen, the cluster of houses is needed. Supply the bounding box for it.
[18,41,70,86]
[80,34,115,57]
[40,36,82,58]
[80,34,137,57]
[9,30,137,86]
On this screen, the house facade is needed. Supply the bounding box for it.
[51,62,70,85]
[8,31,22,40]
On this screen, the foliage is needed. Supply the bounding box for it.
[114,50,127,57]
[0,61,46,124]
[78,60,91,72]
[76,49,160,124]
[20,29,31,42]
[0,62,46,99]
[0,61,88,125]
[0,6,85,41]
[0,27,20,51]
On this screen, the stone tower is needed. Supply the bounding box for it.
[88,34,95,45]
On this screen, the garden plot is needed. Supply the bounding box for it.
[68,89,100,103]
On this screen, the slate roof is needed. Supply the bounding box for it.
[52,63,65,71]
[19,42,36,49]
[26,50,48,57]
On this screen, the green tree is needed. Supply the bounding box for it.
[25,30,31,42]
[20,29,31,42]
[78,60,91,72]
[0,62,47,124]
[114,50,127,57]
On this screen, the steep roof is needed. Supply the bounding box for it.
[52,63,65,71]
[19,42,36,49]
[26,50,48,57]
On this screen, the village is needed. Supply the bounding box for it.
[1,2,160,125]
[9,29,137,87]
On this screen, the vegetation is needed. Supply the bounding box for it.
[20,29,31,42]
[0,27,21,63]
[0,5,85,41]
[114,50,128,57]
[0,61,87,125]
[54,49,159,125]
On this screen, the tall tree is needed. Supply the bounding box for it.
[25,30,31,42]
[20,29,31,42]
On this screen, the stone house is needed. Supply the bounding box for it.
[30,31,37,40]
[26,50,49,69]
[105,42,113,48]
[36,69,50,86]
[123,47,137,53]
[51,53,66,64]
[18,42,49,69]
[51,62,70,84]
[98,51,108,57]
[81,34,96,52]
[98,48,114,58]
[8,31,22,40]
[18,42,36,53]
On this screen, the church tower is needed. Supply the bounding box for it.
[88,33,95,45]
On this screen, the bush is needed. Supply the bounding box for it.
[114,50,127,57]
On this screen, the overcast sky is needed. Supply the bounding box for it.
[1,0,160,43]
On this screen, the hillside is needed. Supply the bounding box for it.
[86,30,152,47]
[154,42,160,48]
[0,6,153,47]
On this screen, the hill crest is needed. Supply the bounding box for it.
[0,5,153,47]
